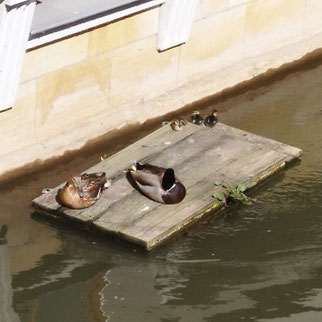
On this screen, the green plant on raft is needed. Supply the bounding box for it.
[212,180,257,206]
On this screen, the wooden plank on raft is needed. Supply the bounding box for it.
[32,122,302,250]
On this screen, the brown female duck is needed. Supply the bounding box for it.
[57,172,111,209]
[129,162,186,204]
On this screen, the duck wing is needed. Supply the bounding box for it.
[131,163,165,187]
[80,172,107,200]
[130,169,162,187]
[81,172,106,185]
[71,176,84,197]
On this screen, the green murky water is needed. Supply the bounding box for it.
[1,59,322,322]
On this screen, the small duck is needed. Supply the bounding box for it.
[204,110,218,128]
[57,172,111,209]
[170,118,187,131]
[190,110,204,125]
[129,162,186,204]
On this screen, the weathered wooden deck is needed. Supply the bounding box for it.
[32,122,302,250]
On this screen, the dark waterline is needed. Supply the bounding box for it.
[1,57,322,321]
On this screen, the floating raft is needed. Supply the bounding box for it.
[32,123,302,250]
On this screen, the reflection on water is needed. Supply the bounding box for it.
[0,225,20,322]
[1,55,322,321]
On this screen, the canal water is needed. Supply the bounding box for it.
[1,57,322,321]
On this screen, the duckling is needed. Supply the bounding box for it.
[170,117,187,131]
[57,172,111,209]
[204,110,218,128]
[190,110,204,125]
[129,162,186,204]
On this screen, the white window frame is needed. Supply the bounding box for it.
[157,0,198,51]
[0,0,36,111]
[27,0,166,50]
[0,0,197,111]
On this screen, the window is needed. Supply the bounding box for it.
[28,0,165,49]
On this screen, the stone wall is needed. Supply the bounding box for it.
[1,0,322,176]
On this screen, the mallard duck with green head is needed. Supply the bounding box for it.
[129,162,186,204]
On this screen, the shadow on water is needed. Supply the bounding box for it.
[1,49,322,321]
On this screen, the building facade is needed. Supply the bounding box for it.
[0,0,322,177]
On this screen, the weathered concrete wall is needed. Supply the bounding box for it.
[1,0,322,176]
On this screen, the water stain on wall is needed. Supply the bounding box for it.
[36,54,111,127]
